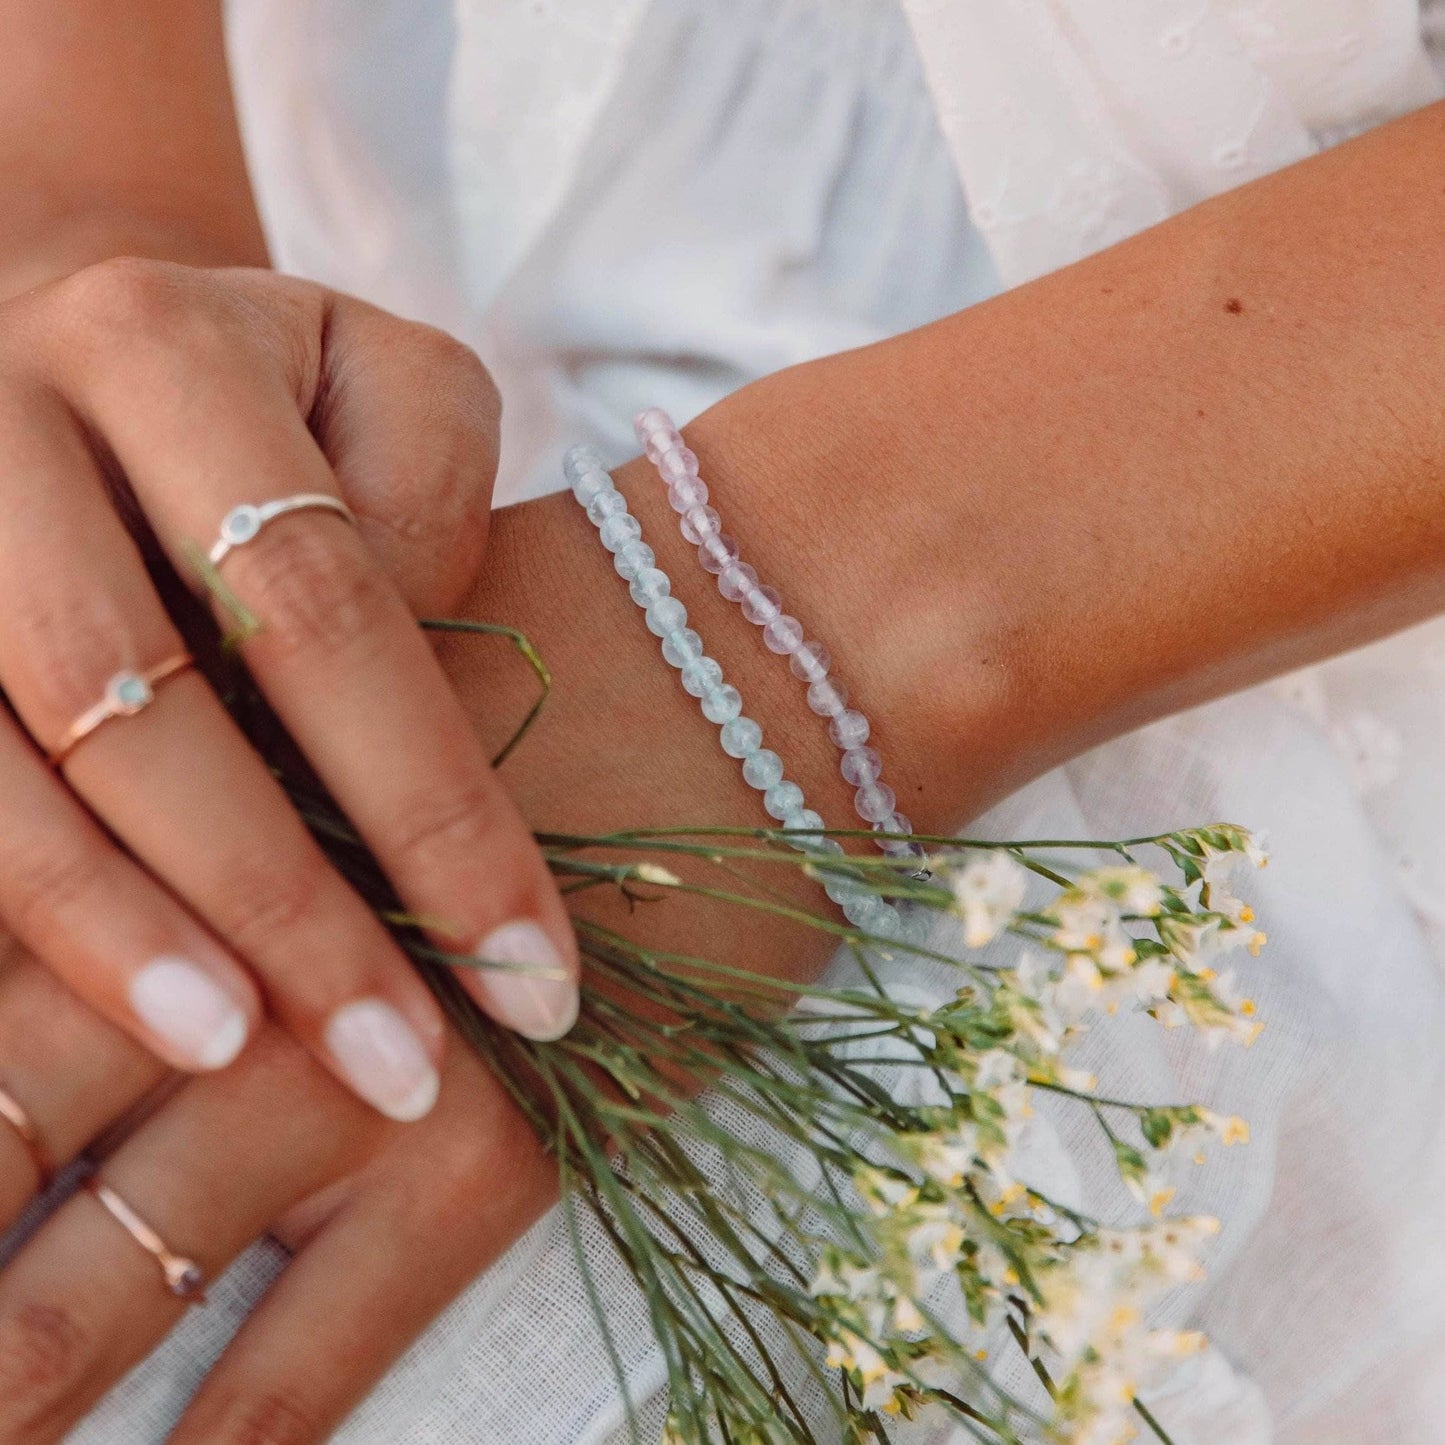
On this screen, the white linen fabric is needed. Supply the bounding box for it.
[38,1,1445,1440]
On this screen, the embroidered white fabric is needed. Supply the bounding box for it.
[33,1,1445,1439]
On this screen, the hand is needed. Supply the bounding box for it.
[0,259,578,1123]
[0,930,555,1444]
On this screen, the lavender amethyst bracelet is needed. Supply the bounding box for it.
[631,407,928,877]
[564,442,903,939]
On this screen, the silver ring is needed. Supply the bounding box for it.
[207,494,357,569]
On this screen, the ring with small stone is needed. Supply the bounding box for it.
[47,654,195,769]
[83,1178,207,1304]
[0,1080,52,1186]
[207,493,357,570]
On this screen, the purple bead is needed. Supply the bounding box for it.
[680,505,722,543]
[718,561,759,602]
[740,585,782,625]
[645,430,682,465]
[828,709,871,749]
[658,447,700,484]
[808,677,849,717]
[875,810,912,838]
[633,407,672,446]
[840,746,882,786]
[762,615,804,654]
[854,783,898,824]
[698,533,739,575]
[789,641,831,683]
[668,476,708,511]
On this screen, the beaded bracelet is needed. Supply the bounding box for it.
[564,443,903,939]
[631,407,928,876]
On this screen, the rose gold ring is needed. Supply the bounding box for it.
[0,1081,52,1186]
[83,1178,207,1303]
[47,653,195,769]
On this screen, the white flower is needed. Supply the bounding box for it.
[951,851,1028,947]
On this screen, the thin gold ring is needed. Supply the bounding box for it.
[83,1178,207,1303]
[47,653,194,769]
[0,1081,52,1186]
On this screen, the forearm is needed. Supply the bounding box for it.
[0,1,266,298]
[441,99,1445,977]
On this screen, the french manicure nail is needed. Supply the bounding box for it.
[325,998,441,1122]
[474,920,579,1042]
[129,956,249,1070]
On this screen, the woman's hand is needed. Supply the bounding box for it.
[0,260,579,1123]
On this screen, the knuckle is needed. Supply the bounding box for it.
[58,256,194,342]
[214,850,328,958]
[389,776,500,877]
[199,1390,324,1445]
[235,523,393,665]
[0,1300,89,1406]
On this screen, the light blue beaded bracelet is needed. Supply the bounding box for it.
[564,443,903,939]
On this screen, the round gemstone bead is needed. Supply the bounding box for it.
[741,749,785,790]
[679,655,724,697]
[668,475,708,511]
[571,470,613,508]
[740,585,782,625]
[874,810,912,838]
[563,443,605,482]
[628,567,670,608]
[658,447,699,484]
[846,897,902,938]
[661,628,704,667]
[645,596,687,637]
[612,540,655,580]
[762,615,804,654]
[840,746,883,787]
[828,709,871,750]
[782,809,828,849]
[718,561,759,602]
[854,783,898,824]
[807,677,849,717]
[680,505,722,543]
[598,512,642,553]
[700,684,743,724]
[633,407,672,445]
[823,871,869,907]
[586,488,628,525]
[807,836,845,856]
[789,641,831,683]
[698,533,739,574]
[763,780,806,820]
[644,429,682,464]
[720,716,763,759]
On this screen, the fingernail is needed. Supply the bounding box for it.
[474,921,579,1042]
[129,956,250,1070]
[324,999,441,1122]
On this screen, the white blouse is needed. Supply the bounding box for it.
[52,2,1445,1440]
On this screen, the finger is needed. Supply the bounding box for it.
[0,386,447,1120]
[306,291,497,616]
[0,954,165,1221]
[0,701,258,1077]
[50,263,580,1040]
[170,1048,553,1445]
[0,1025,382,1443]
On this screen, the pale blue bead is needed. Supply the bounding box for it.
[823,871,868,907]
[563,444,605,482]
[571,470,613,508]
[661,628,704,667]
[763,780,806,821]
[587,489,628,525]
[720,716,763,758]
[645,596,687,637]
[846,898,902,938]
[598,512,642,553]
[741,749,784,790]
[613,540,655,581]
[701,684,743,724]
[782,808,828,849]
[679,656,724,697]
[628,567,670,608]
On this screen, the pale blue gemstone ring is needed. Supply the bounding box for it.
[47,653,195,768]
